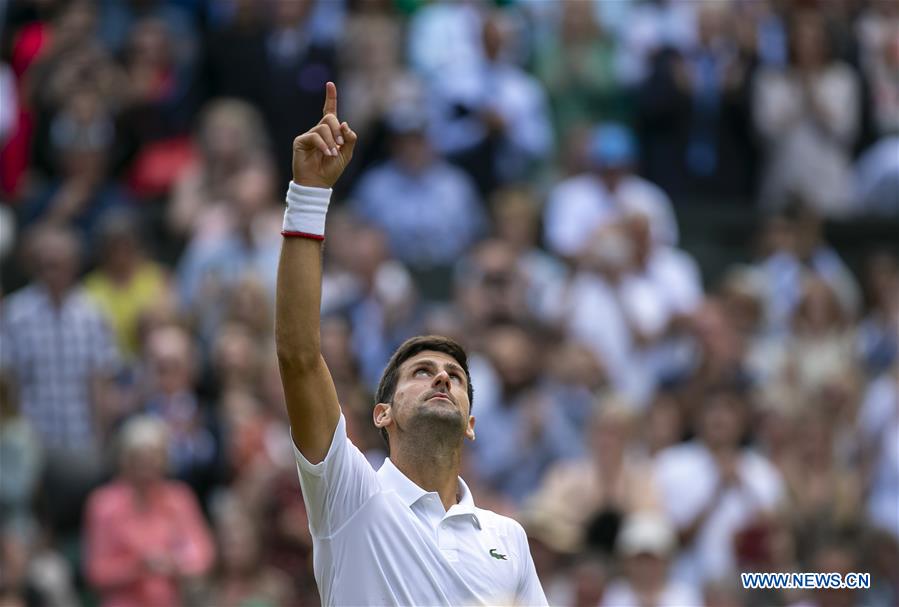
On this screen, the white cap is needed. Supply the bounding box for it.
[617,513,676,557]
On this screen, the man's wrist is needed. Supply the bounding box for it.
[292,178,332,190]
[282,181,332,239]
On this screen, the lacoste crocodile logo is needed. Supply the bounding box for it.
[489,548,508,560]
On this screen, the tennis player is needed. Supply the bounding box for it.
[275,82,548,606]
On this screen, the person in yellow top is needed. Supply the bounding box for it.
[84,209,169,359]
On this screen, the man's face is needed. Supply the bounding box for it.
[700,397,743,450]
[374,351,475,444]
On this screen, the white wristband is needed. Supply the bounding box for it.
[282,182,332,240]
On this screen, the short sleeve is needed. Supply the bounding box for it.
[514,523,549,606]
[293,413,381,539]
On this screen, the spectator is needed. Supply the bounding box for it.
[654,387,785,585]
[856,3,899,136]
[84,416,214,607]
[428,9,553,193]
[856,252,899,375]
[351,106,486,286]
[756,202,861,335]
[168,99,270,239]
[544,123,678,261]
[139,324,224,504]
[858,366,899,540]
[534,0,629,138]
[525,401,660,555]
[491,187,567,322]
[176,161,281,339]
[84,209,170,360]
[753,10,861,217]
[453,239,533,332]
[1,224,120,453]
[24,86,134,243]
[600,513,703,607]
[680,3,757,199]
[0,374,42,532]
[202,500,295,607]
[258,0,338,182]
[469,323,583,503]
[854,136,899,216]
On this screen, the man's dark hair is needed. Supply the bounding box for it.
[374,335,474,453]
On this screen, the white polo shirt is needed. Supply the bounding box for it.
[293,413,548,606]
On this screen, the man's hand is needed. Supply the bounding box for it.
[292,82,357,189]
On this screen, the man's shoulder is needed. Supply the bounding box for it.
[4,285,41,316]
[474,508,529,540]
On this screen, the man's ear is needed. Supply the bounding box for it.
[373,402,392,430]
[465,415,476,442]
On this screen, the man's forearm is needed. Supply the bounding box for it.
[275,236,325,368]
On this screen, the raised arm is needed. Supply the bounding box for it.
[275,82,357,464]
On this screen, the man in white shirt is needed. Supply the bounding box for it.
[544,123,679,260]
[275,83,548,606]
[653,387,784,585]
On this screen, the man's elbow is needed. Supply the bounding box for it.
[275,338,321,371]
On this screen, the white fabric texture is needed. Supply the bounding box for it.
[293,413,548,606]
[283,182,332,238]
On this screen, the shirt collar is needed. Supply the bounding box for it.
[378,458,481,529]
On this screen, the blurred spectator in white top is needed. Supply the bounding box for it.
[858,366,899,540]
[428,9,553,193]
[407,0,485,82]
[854,136,899,216]
[753,11,861,217]
[1,224,120,453]
[755,202,861,335]
[558,212,701,408]
[544,123,678,262]
[600,512,702,607]
[351,105,486,278]
[654,387,784,586]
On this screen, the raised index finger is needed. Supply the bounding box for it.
[323,81,337,116]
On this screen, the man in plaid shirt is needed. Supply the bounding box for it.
[2,224,120,454]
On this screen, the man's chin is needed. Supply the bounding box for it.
[411,405,465,430]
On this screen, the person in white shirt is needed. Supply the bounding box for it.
[654,387,784,586]
[275,83,548,606]
[600,512,703,607]
[544,122,679,261]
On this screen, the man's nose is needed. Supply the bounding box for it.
[432,371,451,390]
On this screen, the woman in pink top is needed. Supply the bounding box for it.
[84,416,215,607]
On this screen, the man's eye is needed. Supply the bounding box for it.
[414,368,430,377]
[450,374,462,383]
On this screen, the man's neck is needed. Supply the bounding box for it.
[391,441,463,511]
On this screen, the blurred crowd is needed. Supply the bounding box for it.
[1,0,898,606]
